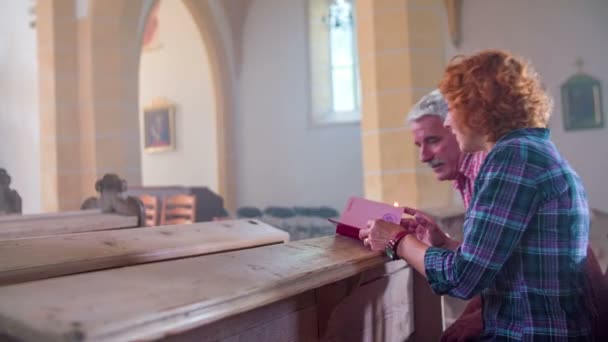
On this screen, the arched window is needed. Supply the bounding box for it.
[309,0,360,125]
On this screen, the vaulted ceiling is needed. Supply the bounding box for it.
[219,0,252,76]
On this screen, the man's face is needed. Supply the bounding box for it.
[411,115,462,181]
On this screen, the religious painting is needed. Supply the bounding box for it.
[561,73,604,131]
[143,102,175,153]
[142,0,162,52]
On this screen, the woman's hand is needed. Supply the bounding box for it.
[360,216,432,276]
[358,219,404,252]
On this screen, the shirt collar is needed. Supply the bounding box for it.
[458,153,478,182]
[495,128,550,145]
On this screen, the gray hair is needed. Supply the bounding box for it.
[406,89,449,123]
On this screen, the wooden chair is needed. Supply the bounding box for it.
[139,194,159,227]
[161,194,196,225]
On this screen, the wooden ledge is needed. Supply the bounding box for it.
[0,219,289,285]
[0,209,102,223]
[0,236,400,341]
[0,212,138,241]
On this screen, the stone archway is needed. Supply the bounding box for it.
[37,0,235,211]
[136,0,236,211]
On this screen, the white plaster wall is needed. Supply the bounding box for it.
[236,0,364,211]
[0,1,40,213]
[446,0,608,211]
[139,0,218,190]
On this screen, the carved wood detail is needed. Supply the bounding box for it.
[80,173,145,226]
[0,168,22,215]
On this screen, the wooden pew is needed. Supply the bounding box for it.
[0,209,101,222]
[0,219,288,285]
[0,174,145,240]
[423,205,467,332]
[0,168,22,215]
[0,211,139,241]
[0,235,440,342]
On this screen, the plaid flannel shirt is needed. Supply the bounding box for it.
[425,128,597,341]
[453,151,487,209]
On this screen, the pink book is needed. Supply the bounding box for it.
[329,196,403,239]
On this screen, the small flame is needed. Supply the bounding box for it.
[393,201,399,207]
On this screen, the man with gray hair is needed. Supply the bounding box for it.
[408,89,485,208]
[405,90,486,341]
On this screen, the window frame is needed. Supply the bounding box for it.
[307,0,361,127]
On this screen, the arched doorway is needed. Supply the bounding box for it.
[37,0,235,211]
[137,0,235,210]
[138,0,219,193]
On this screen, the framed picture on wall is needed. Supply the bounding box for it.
[143,100,176,153]
[561,73,604,131]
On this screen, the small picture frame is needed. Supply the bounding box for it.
[143,101,176,153]
[561,73,604,131]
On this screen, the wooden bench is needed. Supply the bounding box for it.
[0,219,288,285]
[0,168,21,215]
[0,210,139,241]
[0,174,145,240]
[0,235,440,342]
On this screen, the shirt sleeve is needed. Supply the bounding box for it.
[424,143,541,299]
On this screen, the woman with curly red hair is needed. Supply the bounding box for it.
[359,50,598,340]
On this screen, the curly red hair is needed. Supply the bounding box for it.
[439,50,552,142]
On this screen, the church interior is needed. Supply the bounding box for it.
[0,0,607,340]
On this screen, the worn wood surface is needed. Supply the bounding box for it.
[164,262,414,342]
[0,212,138,240]
[0,219,289,285]
[318,261,414,341]
[165,292,319,342]
[410,272,444,342]
[80,174,146,226]
[0,236,401,342]
[0,209,101,222]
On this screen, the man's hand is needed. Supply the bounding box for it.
[402,207,455,249]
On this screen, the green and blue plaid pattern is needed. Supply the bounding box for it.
[425,128,597,341]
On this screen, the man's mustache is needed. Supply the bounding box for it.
[427,159,444,168]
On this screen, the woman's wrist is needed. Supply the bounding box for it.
[385,230,409,260]
[395,234,430,277]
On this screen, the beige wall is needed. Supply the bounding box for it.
[139,0,219,190]
[447,0,608,211]
[7,0,607,214]
[33,0,233,211]
[0,1,41,213]
[356,0,454,211]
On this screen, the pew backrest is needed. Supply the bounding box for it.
[0,219,289,285]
